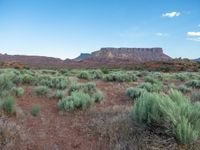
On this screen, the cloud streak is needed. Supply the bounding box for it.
[187,32,200,42]
[187,32,200,37]
[187,37,200,42]
[162,12,181,18]
[155,32,168,37]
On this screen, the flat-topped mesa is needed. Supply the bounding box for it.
[91,47,171,62]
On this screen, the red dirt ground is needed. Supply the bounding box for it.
[14,80,136,150]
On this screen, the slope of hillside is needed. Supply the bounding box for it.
[0,53,64,68]
[194,58,200,62]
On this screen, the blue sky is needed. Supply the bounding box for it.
[0,0,200,59]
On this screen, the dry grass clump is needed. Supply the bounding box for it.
[0,117,25,149]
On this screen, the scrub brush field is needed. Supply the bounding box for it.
[0,68,200,150]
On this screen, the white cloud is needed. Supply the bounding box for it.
[155,32,168,37]
[162,12,181,18]
[187,37,200,42]
[187,32,200,37]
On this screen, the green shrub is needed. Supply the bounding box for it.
[6,71,22,84]
[101,68,109,74]
[0,90,9,98]
[131,90,200,144]
[168,83,177,90]
[178,85,192,94]
[191,93,200,102]
[37,75,53,87]
[152,72,164,81]
[22,74,34,84]
[185,80,200,89]
[138,82,163,93]
[92,91,104,102]
[90,70,103,79]
[59,69,69,76]
[1,97,15,114]
[125,87,146,101]
[144,76,158,84]
[11,87,24,97]
[31,105,40,116]
[0,74,14,91]
[172,117,199,144]
[69,83,81,93]
[136,71,150,77]
[77,71,91,80]
[175,73,189,81]
[69,82,96,94]
[103,72,137,82]
[51,77,68,89]
[41,69,58,75]
[34,86,49,96]
[58,92,93,111]
[48,90,65,99]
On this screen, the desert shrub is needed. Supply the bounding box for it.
[48,90,65,99]
[34,86,49,96]
[20,69,34,75]
[90,70,103,79]
[51,77,68,89]
[11,87,24,97]
[136,71,150,77]
[92,91,104,102]
[6,71,22,85]
[83,82,96,92]
[185,80,200,89]
[125,87,146,101]
[69,82,96,94]
[1,97,15,114]
[21,74,34,84]
[77,71,91,80]
[58,92,93,111]
[172,117,199,144]
[0,74,14,91]
[191,93,200,102]
[138,82,163,93]
[144,76,159,84]
[37,75,53,87]
[69,83,81,93]
[168,83,176,89]
[175,73,189,81]
[131,90,200,144]
[31,105,40,116]
[0,118,24,149]
[178,85,192,94]
[0,91,9,98]
[152,72,164,81]
[59,69,69,76]
[101,68,109,74]
[103,72,137,82]
[41,69,58,75]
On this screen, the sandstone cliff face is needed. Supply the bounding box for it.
[90,47,171,62]
[73,53,91,61]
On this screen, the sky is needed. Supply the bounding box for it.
[0,0,200,59]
